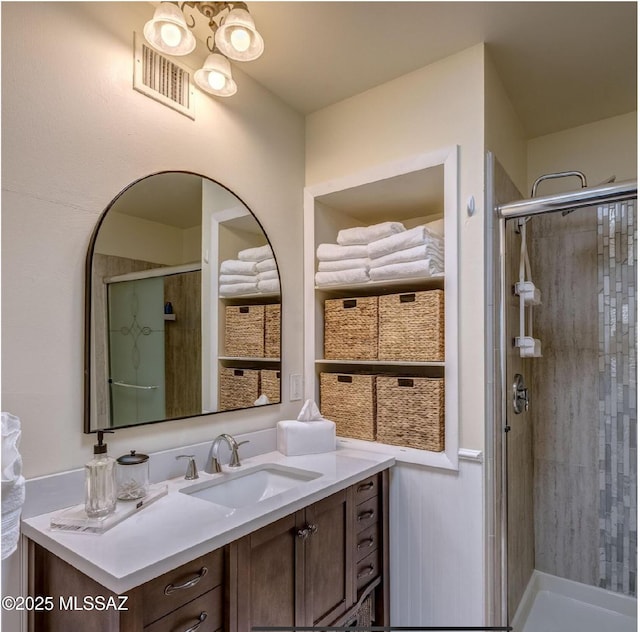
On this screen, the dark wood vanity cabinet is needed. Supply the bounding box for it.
[30,545,225,632]
[231,470,389,630]
[29,469,389,632]
[233,488,354,629]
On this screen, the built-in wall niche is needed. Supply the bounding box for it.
[85,172,281,433]
[303,147,459,470]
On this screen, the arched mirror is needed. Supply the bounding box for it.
[84,172,281,432]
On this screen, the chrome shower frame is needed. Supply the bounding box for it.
[485,160,637,627]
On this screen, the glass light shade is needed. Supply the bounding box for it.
[194,54,238,97]
[215,8,264,61]
[143,2,196,56]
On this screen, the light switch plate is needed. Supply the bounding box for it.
[289,374,303,401]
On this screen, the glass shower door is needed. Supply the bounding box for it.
[107,277,166,426]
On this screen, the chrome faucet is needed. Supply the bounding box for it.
[208,434,249,473]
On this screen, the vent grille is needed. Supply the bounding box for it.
[133,33,195,120]
[142,44,190,108]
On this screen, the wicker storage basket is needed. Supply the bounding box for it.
[320,373,376,441]
[324,296,378,360]
[376,376,444,452]
[219,368,260,411]
[260,369,281,404]
[378,290,444,361]
[264,304,281,358]
[224,305,265,357]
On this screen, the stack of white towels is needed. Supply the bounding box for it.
[219,244,280,297]
[315,219,444,287]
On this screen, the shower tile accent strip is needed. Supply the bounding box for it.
[598,199,637,597]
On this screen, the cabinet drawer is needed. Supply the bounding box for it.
[355,550,379,593]
[144,586,223,632]
[142,549,224,626]
[354,474,378,504]
[355,496,378,533]
[355,523,378,562]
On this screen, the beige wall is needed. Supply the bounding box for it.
[95,212,198,266]
[306,44,486,451]
[484,50,527,196]
[527,111,637,194]
[1,2,305,478]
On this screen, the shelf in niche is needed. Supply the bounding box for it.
[315,275,444,297]
[316,359,444,367]
[219,356,280,363]
[335,437,457,470]
[219,292,280,302]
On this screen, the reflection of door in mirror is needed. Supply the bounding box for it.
[107,277,165,426]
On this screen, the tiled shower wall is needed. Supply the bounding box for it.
[597,200,637,596]
[530,208,600,586]
[529,200,637,596]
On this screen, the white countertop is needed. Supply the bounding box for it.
[22,448,394,594]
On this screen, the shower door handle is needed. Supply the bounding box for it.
[512,373,529,414]
[109,379,159,390]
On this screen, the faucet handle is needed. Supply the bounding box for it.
[176,454,199,480]
[229,440,250,468]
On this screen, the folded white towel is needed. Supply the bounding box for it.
[316,243,369,261]
[258,269,279,281]
[315,268,370,286]
[337,221,405,246]
[219,282,258,296]
[369,259,443,281]
[258,279,280,294]
[220,259,258,275]
[317,257,370,272]
[2,412,25,560]
[219,273,258,285]
[426,218,444,237]
[256,258,277,273]
[369,241,444,269]
[238,244,273,262]
[368,225,440,259]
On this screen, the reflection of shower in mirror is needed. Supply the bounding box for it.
[85,172,281,433]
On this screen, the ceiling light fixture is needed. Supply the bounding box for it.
[143,1,264,98]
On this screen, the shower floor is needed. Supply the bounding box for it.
[514,571,636,632]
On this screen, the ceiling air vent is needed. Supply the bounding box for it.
[133,32,195,120]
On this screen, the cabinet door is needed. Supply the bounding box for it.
[235,511,305,631]
[303,488,355,626]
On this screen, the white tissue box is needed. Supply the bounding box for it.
[277,420,336,456]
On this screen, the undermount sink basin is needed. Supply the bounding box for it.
[179,464,322,509]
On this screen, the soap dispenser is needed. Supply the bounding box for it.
[85,430,117,518]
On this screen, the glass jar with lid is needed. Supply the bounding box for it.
[115,450,149,500]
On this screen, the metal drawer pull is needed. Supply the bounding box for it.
[357,565,375,580]
[164,567,208,595]
[308,523,318,534]
[357,510,375,521]
[357,537,375,550]
[357,481,374,492]
[180,611,207,632]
